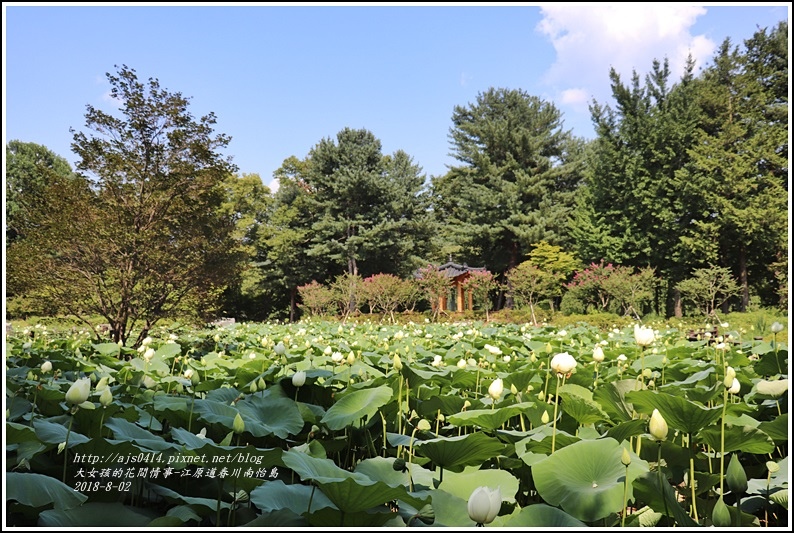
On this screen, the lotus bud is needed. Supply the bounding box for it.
[510,383,518,396]
[99,387,113,407]
[530,353,537,363]
[545,343,553,354]
[347,351,356,365]
[621,447,631,466]
[457,359,467,369]
[233,412,245,434]
[712,496,731,527]
[728,377,741,395]
[726,454,747,494]
[65,378,92,406]
[649,408,668,441]
[541,410,550,424]
[642,368,652,379]
[537,390,545,401]
[40,361,53,374]
[488,378,503,401]
[417,419,431,431]
[393,354,403,371]
[184,368,194,380]
[770,322,784,333]
[258,377,266,391]
[214,334,220,343]
[143,348,155,362]
[467,486,502,525]
[292,370,306,388]
[274,342,286,355]
[249,381,258,393]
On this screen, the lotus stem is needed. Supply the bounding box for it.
[551,373,564,454]
[62,411,75,483]
[622,465,629,527]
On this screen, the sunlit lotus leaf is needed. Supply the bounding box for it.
[753,378,789,398]
[152,395,189,414]
[33,419,90,448]
[290,439,327,459]
[6,472,88,510]
[625,390,723,435]
[103,417,178,452]
[664,365,715,387]
[698,424,775,454]
[593,379,640,423]
[155,342,181,359]
[516,425,580,454]
[400,363,449,385]
[425,488,475,527]
[282,450,429,513]
[38,502,156,527]
[161,505,202,524]
[91,342,121,357]
[623,505,663,527]
[129,356,170,376]
[605,419,647,444]
[437,466,519,503]
[757,414,788,442]
[320,385,392,430]
[446,405,526,431]
[750,341,775,355]
[559,389,610,425]
[753,349,787,376]
[354,456,436,490]
[769,489,788,510]
[249,479,335,514]
[412,432,508,472]
[630,353,666,372]
[195,379,231,394]
[502,503,587,527]
[170,426,215,448]
[532,437,649,522]
[237,395,305,438]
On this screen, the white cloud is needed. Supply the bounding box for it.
[268,178,280,194]
[536,4,717,135]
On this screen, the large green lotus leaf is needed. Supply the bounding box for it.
[6,472,88,510]
[769,489,788,510]
[155,342,181,359]
[633,471,708,527]
[400,363,448,386]
[532,437,649,522]
[412,432,508,472]
[282,450,429,513]
[237,395,305,438]
[445,405,527,431]
[605,419,647,444]
[38,502,156,527]
[104,417,179,452]
[593,379,639,423]
[163,504,202,524]
[129,356,170,376]
[515,425,580,454]
[33,419,90,448]
[147,482,233,514]
[437,466,519,503]
[625,390,723,435]
[354,456,436,490]
[502,504,587,527]
[306,506,400,527]
[623,505,663,527]
[249,479,336,514]
[320,385,392,430]
[559,390,610,425]
[416,394,468,420]
[753,348,788,376]
[426,488,475,527]
[757,414,789,442]
[91,342,121,357]
[664,366,715,387]
[697,424,775,454]
[170,426,216,449]
[242,508,308,527]
[192,399,245,433]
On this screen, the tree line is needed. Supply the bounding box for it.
[5,22,787,345]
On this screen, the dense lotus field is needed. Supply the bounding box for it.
[4,318,789,527]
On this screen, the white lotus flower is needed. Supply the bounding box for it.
[728,378,741,395]
[40,361,53,374]
[457,359,467,369]
[484,344,502,355]
[292,371,306,388]
[550,352,577,377]
[593,345,605,363]
[488,378,504,401]
[143,348,155,361]
[634,324,655,347]
[65,378,91,406]
[467,486,502,525]
[770,322,784,333]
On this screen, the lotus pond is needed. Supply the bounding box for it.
[4,319,789,527]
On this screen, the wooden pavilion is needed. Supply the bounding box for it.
[434,262,487,312]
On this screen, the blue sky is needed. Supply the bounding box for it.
[3,3,790,192]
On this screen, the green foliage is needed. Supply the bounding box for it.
[676,264,742,319]
[461,270,498,320]
[416,264,452,322]
[6,65,245,346]
[359,273,417,323]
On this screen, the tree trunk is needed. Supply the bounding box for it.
[673,287,683,318]
[289,286,297,322]
[739,246,749,311]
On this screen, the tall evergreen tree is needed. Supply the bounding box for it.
[433,87,582,278]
